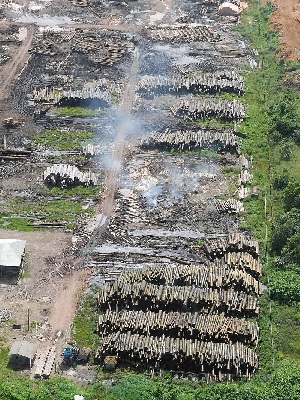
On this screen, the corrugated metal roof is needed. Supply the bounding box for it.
[9,340,37,359]
[0,239,26,267]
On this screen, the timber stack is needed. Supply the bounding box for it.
[98,310,259,346]
[43,164,98,188]
[97,333,258,378]
[137,71,244,96]
[215,198,244,214]
[204,233,259,259]
[82,144,102,157]
[96,234,260,380]
[140,128,238,152]
[171,98,245,121]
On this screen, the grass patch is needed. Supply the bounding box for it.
[33,129,93,151]
[0,198,94,231]
[55,106,103,117]
[0,216,35,231]
[273,304,300,361]
[197,117,235,130]
[169,147,219,158]
[71,295,98,352]
[221,166,240,176]
[47,185,100,197]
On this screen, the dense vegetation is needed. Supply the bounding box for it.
[1,1,299,399]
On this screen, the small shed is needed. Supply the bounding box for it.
[9,340,37,368]
[0,239,26,277]
[218,2,240,16]
[104,355,117,371]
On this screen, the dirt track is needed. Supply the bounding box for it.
[0,26,36,101]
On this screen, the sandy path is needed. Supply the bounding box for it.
[47,269,88,340]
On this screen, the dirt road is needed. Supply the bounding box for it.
[0,26,35,101]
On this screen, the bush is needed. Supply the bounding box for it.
[270,209,300,255]
[284,179,300,210]
[269,271,300,303]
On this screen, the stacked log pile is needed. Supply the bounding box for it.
[238,169,253,185]
[43,164,98,188]
[205,233,259,259]
[33,346,56,378]
[137,72,244,96]
[215,198,244,214]
[32,78,122,106]
[118,264,260,294]
[97,332,258,377]
[238,186,250,200]
[82,144,103,157]
[98,310,259,346]
[171,98,245,121]
[98,280,258,315]
[146,24,221,43]
[96,233,259,379]
[140,128,238,152]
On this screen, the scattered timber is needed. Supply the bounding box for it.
[43,164,98,188]
[0,148,31,160]
[146,24,221,43]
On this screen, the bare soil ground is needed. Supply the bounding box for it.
[269,0,300,61]
[0,229,72,342]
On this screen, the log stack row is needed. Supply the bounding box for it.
[98,280,258,316]
[96,333,258,378]
[215,198,244,214]
[118,264,260,294]
[171,98,245,121]
[137,71,244,96]
[43,164,98,188]
[98,310,259,346]
[140,128,238,152]
[205,233,259,259]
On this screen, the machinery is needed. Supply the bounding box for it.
[62,341,80,367]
